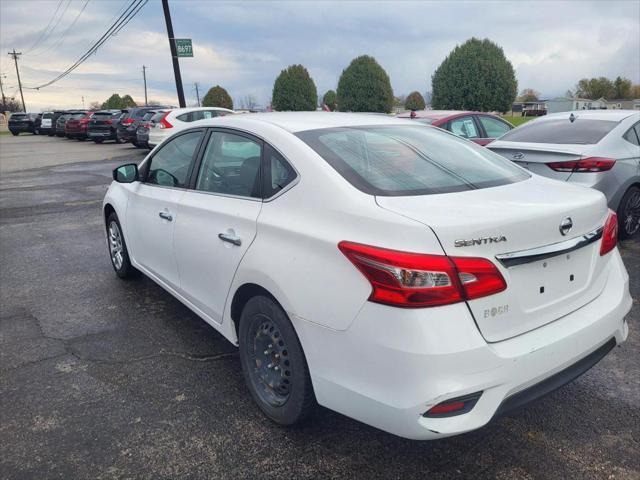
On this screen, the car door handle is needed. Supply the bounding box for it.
[158,212,173,222]
[218,233,242,246]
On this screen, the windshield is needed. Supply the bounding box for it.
[297,125,529,196]
[498,117,618,144]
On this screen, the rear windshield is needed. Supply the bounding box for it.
[142,112,156,120]
[297,125,529,196]
[10,114,27,120]
[42,113,54,119]
[150,111,167,122]
[69,113,86,119]
[499,118,618,144]
[93,112,115,119]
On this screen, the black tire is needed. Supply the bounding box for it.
[617,186,640,239]
[106,212,136,279]
[11,131,19,136]
[93,139,104,144]
[115,134,126,144]
[34,128,40,135]
[239,295,316,425]
[132,140,140,148]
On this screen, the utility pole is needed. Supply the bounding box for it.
[0,73,6,108]
[161,0,185,108]
[81,96,85,108]
[194,82,200,106]
[142,65,148,106]
[8,50,26,111]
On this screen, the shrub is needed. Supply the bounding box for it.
[272,65,317,111]
[404,91,426,111]
[336,55,393,113]
[322,90,337,111]
[202,85,233,109]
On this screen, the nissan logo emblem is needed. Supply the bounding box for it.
[559,217,573,236]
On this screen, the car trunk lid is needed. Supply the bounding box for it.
[376,176,611,342]
[488,141,592,181]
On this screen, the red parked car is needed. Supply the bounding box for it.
[64,111,94,140]
[396,110,514,146]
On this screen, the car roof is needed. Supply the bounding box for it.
[396,110,476,119]
[541,110,639,122]
[169,106,235,114]
[188,112,417,133]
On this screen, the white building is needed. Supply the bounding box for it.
[547,97,607,114]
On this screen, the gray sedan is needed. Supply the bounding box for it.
[489,110,640,238]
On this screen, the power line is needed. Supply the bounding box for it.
[24,0,147,90]
[23,0,64,53]
[27,0,91,57]
[26,0,73,55]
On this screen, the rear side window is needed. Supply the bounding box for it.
[146,131,204,188]
[478,116,512,138]
[297,125,529,196]
[499,118,618,144]
[176,112,192,122]
[195,131,262,198]
[448,116,480,139]
[623,123,640,146]
[264,145,296,198]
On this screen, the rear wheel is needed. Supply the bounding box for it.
[106,212,136,278]
[93,139,104,144]
[239,295,316,425]
[11,131,19,136]
[618,186,640,239]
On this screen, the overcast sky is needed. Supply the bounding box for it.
[1,0,639,111]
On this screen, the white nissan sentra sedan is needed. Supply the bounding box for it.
[103,112,631,440]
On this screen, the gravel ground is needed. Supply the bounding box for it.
[1,135,638,480]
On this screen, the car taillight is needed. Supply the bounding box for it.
[121,117,134,125]
[338,242,506,308]
[159,112,173,129]
[600,211,618,256]
[547,157,616,173]
[104,119,112,125]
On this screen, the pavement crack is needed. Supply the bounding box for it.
[67,349,238,365]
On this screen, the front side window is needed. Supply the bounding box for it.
[146,130,204,188]
[448,116,480,139]
[478,116,512,138]
[499,118,619,144]
[195,131,262,198]
[297,125,529,196]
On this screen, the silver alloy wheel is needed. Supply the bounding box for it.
[623,190,640,236]
[108,221,124,270]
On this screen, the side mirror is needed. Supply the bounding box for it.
[113,163,139,183]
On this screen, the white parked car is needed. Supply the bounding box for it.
[103,113,631,440]
[147,106,234,148]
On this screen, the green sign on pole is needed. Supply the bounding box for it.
[175,38,193,57]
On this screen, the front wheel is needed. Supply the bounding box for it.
[106,212,136,278]
[239,296,316,425]
[618,186,640,239]
[93,139,104,144]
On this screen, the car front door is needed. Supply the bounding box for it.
[173,129,263,324]
[126,129,205,289]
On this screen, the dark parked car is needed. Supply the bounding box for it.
[117,106,172,146]
[55,114,72,137]
[8,113,39,135]
[88,110,126,143]
[396,110,514,146]
[49,110,69,136]
[135,110,165,149]
[65,111,94,140]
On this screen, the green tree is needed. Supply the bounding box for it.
[272,64,317,111]
[517,88,540,102]
[322,89,337,111]
[632,84,640,99]
[336,55,394,113]
[101,93,137,109]
[404,91,426,110]
[575,77,614,100]
[613,76,633,99]
[431,38,517,113]
[202,85,233,109]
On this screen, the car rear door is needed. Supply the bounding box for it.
[173,128,263,324]
[446,115,485,144]
[125,129,205,289]
[476,114,513,145]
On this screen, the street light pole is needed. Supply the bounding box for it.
[161,0,185,108]
[194,82,200,107]
[142,65,148,106]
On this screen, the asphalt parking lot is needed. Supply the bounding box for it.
[1,134,638,480]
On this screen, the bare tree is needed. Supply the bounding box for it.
[241,94,258,110]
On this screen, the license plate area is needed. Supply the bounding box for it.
[509,245,592,313]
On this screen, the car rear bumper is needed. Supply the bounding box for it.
[88,130,115,139]
[9,124,33,132]
[147,130,168,147]
[296,248,631,440]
